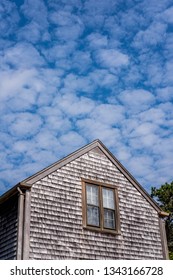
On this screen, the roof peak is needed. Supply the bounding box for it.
[0,139,167,216]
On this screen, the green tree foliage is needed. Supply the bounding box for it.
[151,181,173,259]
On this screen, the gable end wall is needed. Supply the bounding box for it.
[29,149,163,259]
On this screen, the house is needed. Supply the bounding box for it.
[0,139,169,260]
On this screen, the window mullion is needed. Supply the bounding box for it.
[100,185,103,230]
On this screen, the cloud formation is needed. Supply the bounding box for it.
[0,0,173,194]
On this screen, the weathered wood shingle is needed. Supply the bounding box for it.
[29,148,163,259]
[0,195,18,260]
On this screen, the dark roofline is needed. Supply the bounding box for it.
[0,139,168,216]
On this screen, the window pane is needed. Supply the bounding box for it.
[86,184,99,206]
[87,205,100,226]
[102,188,115,209]
[104,209,115,229]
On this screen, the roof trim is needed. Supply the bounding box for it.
[0,139,168,216]
[21,139,101,185]
[0,183,31,205]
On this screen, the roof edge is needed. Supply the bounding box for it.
[0,139,168,215]
[159,211,170,217]
[21,139,101,186]
[96,141,165,214]
[0,183,31,205]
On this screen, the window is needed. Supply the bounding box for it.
[82,179,120,234]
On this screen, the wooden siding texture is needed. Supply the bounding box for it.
[29,148,163,259]
[0,195,18,260]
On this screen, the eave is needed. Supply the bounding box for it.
[0,183,31,205]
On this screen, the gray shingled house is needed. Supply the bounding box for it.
[0,140,169,260]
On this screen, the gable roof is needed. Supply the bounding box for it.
[0,139,168,216]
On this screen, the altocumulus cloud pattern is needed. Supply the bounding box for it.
[0,0,173,194]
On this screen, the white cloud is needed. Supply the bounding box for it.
[125,121,159,150]
[54,93,95,117]
[70,51,92,73]
[21,0,48,26]
[37,106,72,133]
[137,0,171,19]
[0,67,62,113]
[54,24,83,41]
[59,131,86,150]
[127,155,154,178]
[164,34,173,59]
[103,16,125,40]
[9,112,43,137]
[13,139,35,154]
[1,42,45,69]
[17,22,43,43]
[157,87,173,101]
[118,89,155,113]
[145,62,164,87]
[89,69,118,88]
[90,104,125,125]
[130,122,158,137]
[87,33,108,49]
[138,107,166,125]
[154,136,173,157]
[48,10,84,41]
[84,0,117,15]
[119,8,147,33]
[129,131,160,153]
[34,130,62,152]
[61,73,94,94]
[49,10,82,26]
[0,68,37,101]
[42,42,77,62]
[77,118,121,147]
[161,6,173,24]
[133,22,167,48]
[163,60,173,84]
[123,64,143,86]
[0,0,19,37]
[114,145,132,162]
[95,49,129,69]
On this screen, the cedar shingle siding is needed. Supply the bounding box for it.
[0,140,169,259]
[0,195,18,260]
[29,148,163,259]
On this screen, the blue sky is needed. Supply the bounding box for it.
[0,0,173,195]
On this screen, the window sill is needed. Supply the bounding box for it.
[83,225,121,235]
